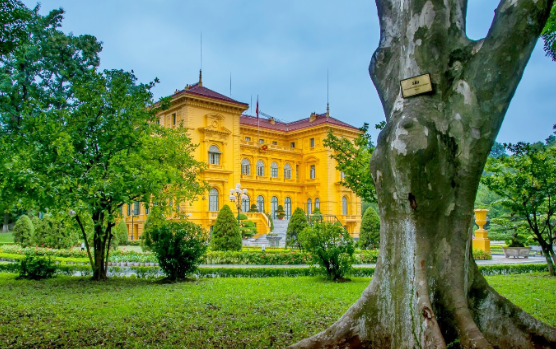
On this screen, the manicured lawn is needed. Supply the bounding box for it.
[0,273,554,348]
[118,245,143,253]
[0,232,14,243]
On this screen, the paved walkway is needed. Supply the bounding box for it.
[200,253,547,268]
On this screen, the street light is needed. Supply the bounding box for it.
[229,183,248,228]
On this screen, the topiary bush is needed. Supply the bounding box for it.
[276,205,286,219]
[358,206,380,250]
[249,204,258,212]
[298,222,355,281]
[17,255,57,280]
[113,219,128,247]
[286,208,308,249]
[210,205,242,251]
[144,221,208,281]
[141,207,166,252]
[13,215,34,247]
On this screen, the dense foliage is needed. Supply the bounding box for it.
[298,222,355,280]
[144,221,208,281]
[323,123,376,202]
[114,219,128,246]
[482,142,556,275]
[542,3,556,61]
[358,206,380,250]
[32,213,80,249]
[210,205,242,251]
[286,208,308,249]
[17,255,56,280]
[12,215,34,247]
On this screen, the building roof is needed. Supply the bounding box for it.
[171,82,248,107]
[240,112,360,133]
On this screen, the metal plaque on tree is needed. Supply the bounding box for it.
[400,74,433,98]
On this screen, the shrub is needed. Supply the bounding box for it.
[13,215,34,247]
[240,220,257,238]
[249,204,258,212]
[473,248,492,260]
[358,207,380,249]
[210,205,242,251]
[276,205,286,219]
[266,212,274,232]
[114,220,128,246]
[144,221,208,281]
[298,222,355,280]
[141,207,166,251]
[17,255,57,280]
[33,214,80,249]
[286,208,307,249]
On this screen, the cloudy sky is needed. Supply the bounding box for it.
[23,0,555,144]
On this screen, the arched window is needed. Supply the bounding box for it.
[315,198,320,210]
[284,197,292,219]
[307,199,312,215]
[284,164,291,179]
[241,159,251,175]
[242,195,250,213]
[270,162,278,178]
[271,196,278,218]
[257,195,265,213]
[310,165,316,179]
[209,188,219,212]
[342,196,348,215]
[208,145,221,165]
[257,160,265,176]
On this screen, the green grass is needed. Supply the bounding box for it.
[0,273,554,348]
[118,245,143,253]
[0,232,14,243]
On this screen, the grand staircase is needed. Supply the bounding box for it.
[243,218,289,248]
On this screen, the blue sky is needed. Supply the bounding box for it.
[23,0,555,144]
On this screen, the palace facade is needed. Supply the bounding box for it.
[123,75,362,240]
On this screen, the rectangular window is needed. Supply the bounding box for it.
[290,142,295,148]
[127,204,131,216]
[133,201,140,215]
[341,171,345,179]
[242,164,250,175]
[271,167,278,178]
[272,141,277,145]
[209,153,220,165]
[172,113,176,125]
[310,165,315,179]
[296,165,299,180]
[257,166,264,176]
[259,139,264,144]
[245,137,251,141]
[145,204,150,215]
[310,138,315,148]
[284,168,291,179]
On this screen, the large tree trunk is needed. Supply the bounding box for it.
[290,0,555,348]
[2,212,9,232]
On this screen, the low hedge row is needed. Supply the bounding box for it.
[0,262,548,278]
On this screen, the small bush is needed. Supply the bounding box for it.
[17,255,57,280]
[358,207,380,249]
[473,248,492,260]
[114,220,128,246]
[286,208,307,249]
[210,205,242,251]
[141,207,166,252]
[13,215,34,247]
[298,222,355,280]
[249,204,258,212]
[144,221,208,281]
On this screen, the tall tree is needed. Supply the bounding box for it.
[323,123,376,203]
[542,3,556,60]
[482,143,556,275]
[291,1,556,348]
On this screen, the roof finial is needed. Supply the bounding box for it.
[199,69,203,87]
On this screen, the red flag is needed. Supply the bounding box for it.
[256,97,259,120]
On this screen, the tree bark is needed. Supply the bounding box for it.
[289,0,556,348]
[2,212,9,232]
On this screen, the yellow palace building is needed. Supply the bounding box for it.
[123,74,362,240]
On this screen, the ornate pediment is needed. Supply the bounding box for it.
[198,113,231,138]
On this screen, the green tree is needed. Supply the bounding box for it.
[358,206,380,250]
[298,222,355,280]
[293,1,556,348]
[489,141,507,158]
[286,208,308,249]
[323,123,376,202]
[144,221,208,281]
[482,142,556,275]
[13,214,34,247]
[0,5,206,280]
[33,213,80,249]
[542,3,556,60]
[0,0,32,57]
[210,205,241,251]
[141,207,167,251]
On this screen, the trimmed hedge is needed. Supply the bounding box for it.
[0,262,548,278]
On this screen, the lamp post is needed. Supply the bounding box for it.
[229,183,248,228]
